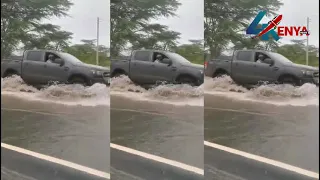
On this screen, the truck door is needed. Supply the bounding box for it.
[129,51,154,84]
[231,51,258,84]
[21,51,48,84]
[252,52,278,83]
[151,52,175,83]
[44,52,70,83]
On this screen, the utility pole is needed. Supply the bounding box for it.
[96,17,100,65]
[306,17,310,65]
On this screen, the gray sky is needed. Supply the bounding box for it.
[49,0,110,47]
[278,0,319,46]
[48,0,318,48]
[153,0,204,45]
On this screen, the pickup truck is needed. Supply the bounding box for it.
[1,50,110,86]
[204,49,319,86]
[110,50,204,86]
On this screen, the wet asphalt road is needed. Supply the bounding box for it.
[1,95,110,179]
[2,147,107,180]
[110,95,204,179]
[204,94,319,179]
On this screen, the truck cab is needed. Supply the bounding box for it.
[20,50,70,85]
[230,50,281,85]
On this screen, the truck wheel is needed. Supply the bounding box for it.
[213,71,228,78]
[177,76,197,86]
[278,76,300,86]
[69,77,88,86]
[4,71,18,78]
[112,72,125,78]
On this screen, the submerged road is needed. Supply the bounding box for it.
[204,94,319,180]
[110,95,204,179]
[1,95,110,179]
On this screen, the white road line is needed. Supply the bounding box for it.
[204,107,277,116]
[1,107,70,116]
[111,107,182,117]
[204,141,319,179]
[1,143,110,179]
[110,143,204,175]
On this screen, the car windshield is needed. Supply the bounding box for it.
[59,52,83,64]
[269,52,293,64]
[166,52,191,64]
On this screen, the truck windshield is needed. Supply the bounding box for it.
[166,52,191,64]
[269,52,293,64]
[59,53,83,64]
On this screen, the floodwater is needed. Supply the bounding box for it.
[110,75,203,107]
[1,76,109,106]
[1,76,110,179]
[204,76,319,180]
[110,75,204,179]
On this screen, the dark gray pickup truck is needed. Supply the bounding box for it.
[110,50,204,86]
[205,49,319,86]
[1,50,110,86]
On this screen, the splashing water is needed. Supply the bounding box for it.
[1,76,109,106]
[110,75,203,106]
[204,76,319,106]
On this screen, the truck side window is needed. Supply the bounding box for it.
[133,51,150,61]
[255,52,271,63]
[153,52,168,63]
[236,51,252,62]
[45,52,60,63]
[26,51,43,62]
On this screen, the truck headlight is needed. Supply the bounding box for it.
[91,70,103,76]
[302,70,314,76]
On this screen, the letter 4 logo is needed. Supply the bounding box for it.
[246,11,309,41]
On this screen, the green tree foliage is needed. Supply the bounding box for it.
[175,39,204,65]
[1,1,110,67]
[129,24,181,51]
[1,0,73,58]
[64,40,110,67]
[276,40,319,67]
[110,0,181,56]
[21,24,73,50]
[204,0,283,58]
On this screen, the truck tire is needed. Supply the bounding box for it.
[111,69,127,77]
[278,75,300,86]
[69,76,88,86]
[3,70,18,78]
[177,76,197,86]
[112,71,126,78]
[213,70,228,78]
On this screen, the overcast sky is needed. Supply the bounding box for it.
[49,0,110,47]
[153,0,204,45]
[278,0,319,46]
[49,0,318,48]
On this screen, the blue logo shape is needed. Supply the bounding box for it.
[246,11,280,41]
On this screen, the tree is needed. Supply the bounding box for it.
[64,39,110,67]
[1,0,73,58]
[110,0,181,56]
[129,24,181,51]
[276,40,318,66]
[204,0,283,58]
[175,39,204,64]
[21,24,73,50]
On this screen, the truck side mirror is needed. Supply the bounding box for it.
[162,58,172,66]
[55,58,65,66]
[264,58,274,66]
